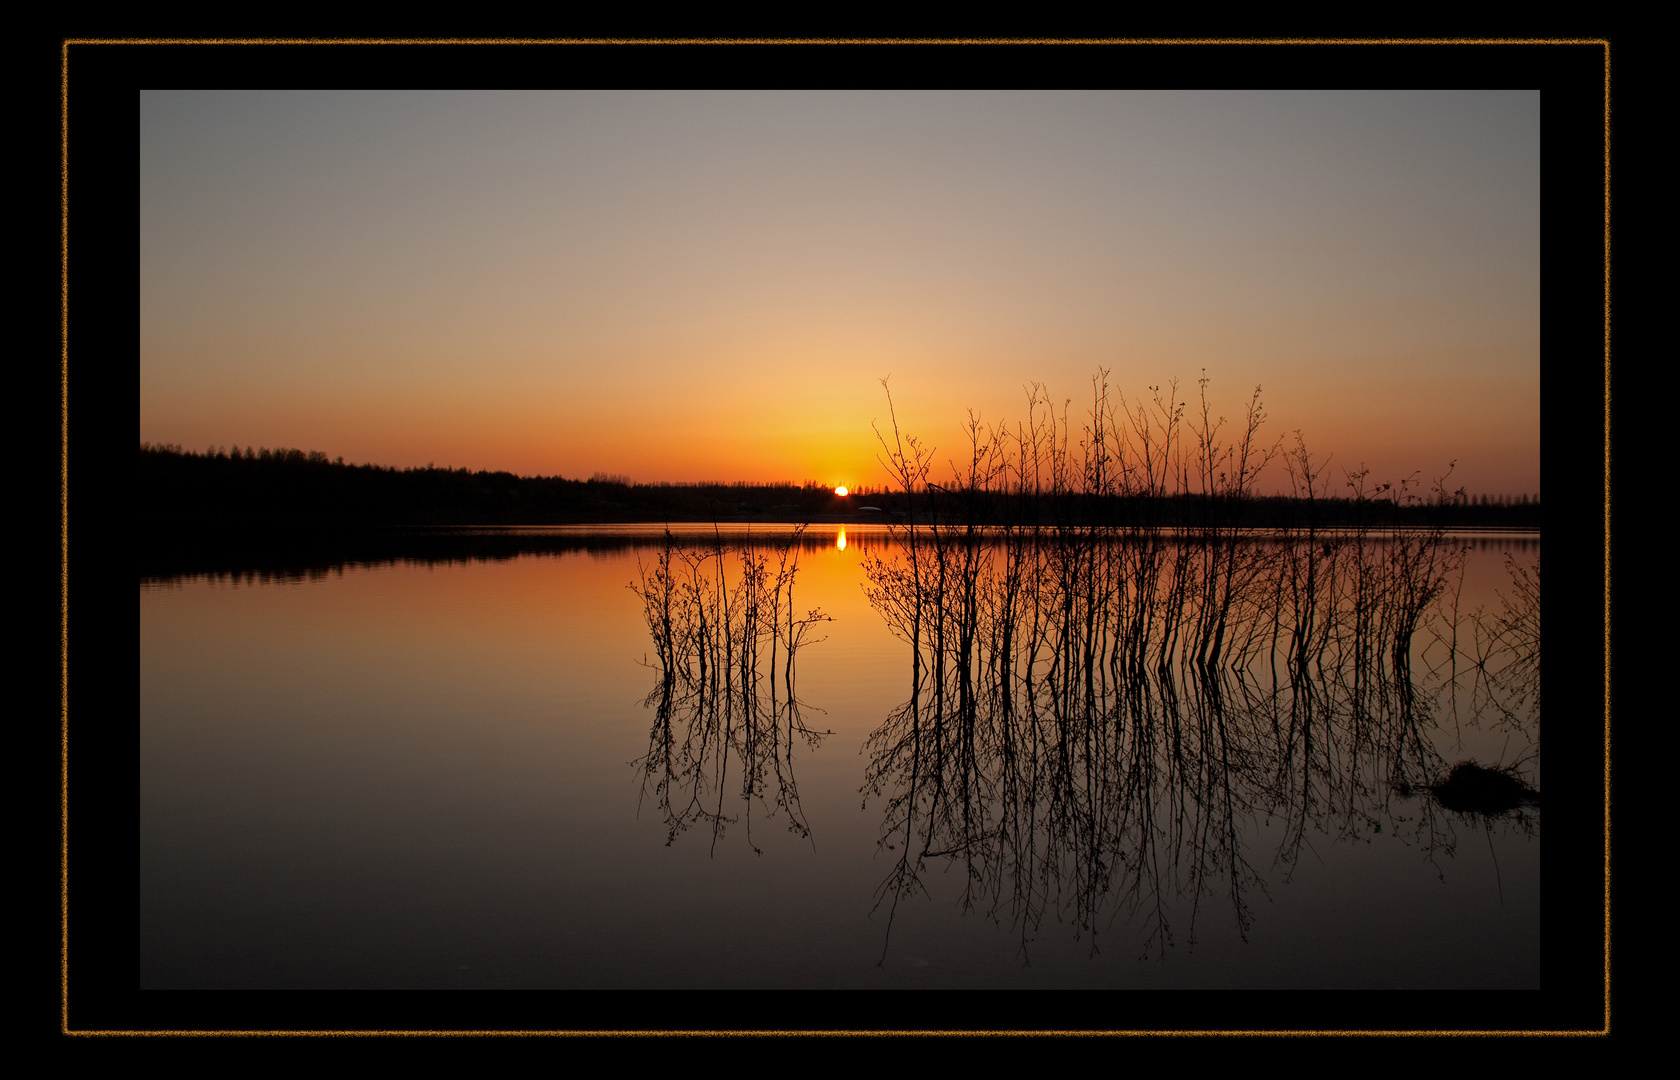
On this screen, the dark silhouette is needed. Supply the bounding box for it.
[136,429,1540,550]
[138,442,873,529]
[137,522,877,587]
[631,527,833,854]
[1428,762,1541,815]
[853,375,1541,963]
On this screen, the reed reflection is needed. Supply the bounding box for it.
[631,528,833,854]
[859,374,1540,962]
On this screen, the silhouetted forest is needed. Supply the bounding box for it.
[138,440,1540,533]
[138,443,863,527]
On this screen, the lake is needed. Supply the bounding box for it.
[140,524,1540,990]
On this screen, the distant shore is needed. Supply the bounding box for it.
[135,444,1538,583]
[138,443,1542,532]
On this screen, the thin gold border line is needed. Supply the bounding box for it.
[66,38,1609,1038]
[1601,39,1614,1036]
[59,36,1612,46]
[60,1028,1614,1038]
[60,36,71,1039]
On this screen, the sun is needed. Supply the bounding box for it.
[834,485,849,496]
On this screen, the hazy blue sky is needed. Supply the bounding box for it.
[141,90,1539,494]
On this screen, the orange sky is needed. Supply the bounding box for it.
[141,91,1540,496]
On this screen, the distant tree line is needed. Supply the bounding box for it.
[137,443,865,528]
[137,441,1540,532]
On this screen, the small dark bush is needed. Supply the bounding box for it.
[1429,761,1540,815]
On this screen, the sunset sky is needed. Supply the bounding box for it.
[140,90,1540,496]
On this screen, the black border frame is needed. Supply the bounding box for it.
[60,39,1610,1036]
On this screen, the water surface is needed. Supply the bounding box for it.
[141,524,1540,988]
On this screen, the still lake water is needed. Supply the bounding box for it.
[141,524,1539,989]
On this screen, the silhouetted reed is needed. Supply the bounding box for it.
[630,527,832,854]
[858,373,1539,961]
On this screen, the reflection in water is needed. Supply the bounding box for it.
[139,524,876,588]
[608,372,1545,966]
[1464,553,1542,731]
[631,528,833,854]
[858,522,1539,961]
[139,520,1540,988]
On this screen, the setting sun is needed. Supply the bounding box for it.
[834,486,848,496]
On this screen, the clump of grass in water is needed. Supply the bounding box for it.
[1426,760,1540,815]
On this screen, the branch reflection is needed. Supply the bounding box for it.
[855,368,1540,962]
[863,525,1540,962]
[631,528,833,855]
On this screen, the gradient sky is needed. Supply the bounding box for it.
[140,90,1540,496]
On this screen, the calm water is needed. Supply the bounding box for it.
[140,524,1540,989]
